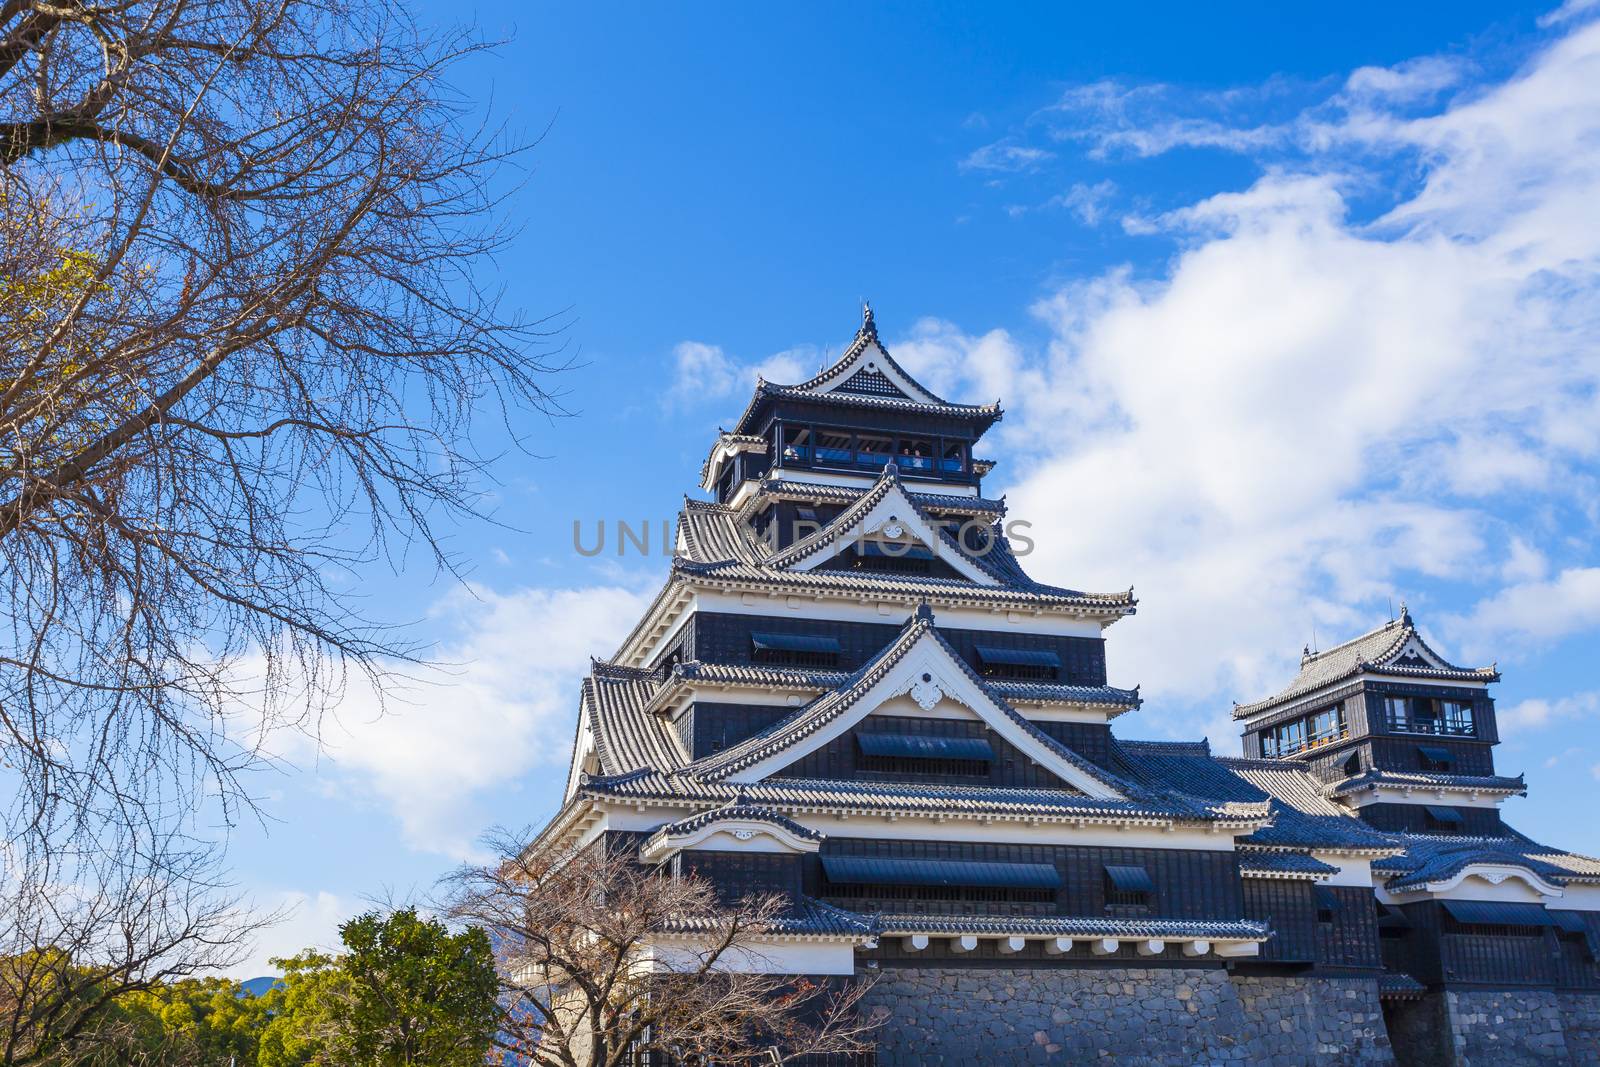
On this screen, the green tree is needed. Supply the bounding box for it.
[113,977,277,1064]
[260,909,497,1067]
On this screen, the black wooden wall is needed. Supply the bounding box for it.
[807,838,1246,922]
[682,611,1108,685]
[678,702,795,759]
[1357,803,1504,836]
[1242,879,1317,963]
[1315,886,1382,969]
[771,714,1080,789]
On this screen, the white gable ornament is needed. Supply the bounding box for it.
[908,672,944,712]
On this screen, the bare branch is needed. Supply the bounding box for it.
[442,831,879,1067]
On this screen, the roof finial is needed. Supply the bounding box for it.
[913,600,935,624]
[1398,599,1411,625]
[860,300,877,339]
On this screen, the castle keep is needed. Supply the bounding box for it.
[537,308,1600,1065]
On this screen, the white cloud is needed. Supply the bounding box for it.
[1052,180,1118,225]
[914,19,1600,733]
[1499,691,1600,735]
[960,142,1055,173]
[666,341,813,409]
[1341,56,1464,104]
[225,888,349,978]
[1501,538,1550,583]
[1035,79,1294,159]
[1540,0,1600,29]
[254,583,654,857]
[1449,567,1600,658]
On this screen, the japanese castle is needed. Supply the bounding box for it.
[541,307,1600,1066]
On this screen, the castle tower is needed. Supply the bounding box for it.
[534,309,1600,1065]
[1234,606,1524,836]
[1238,612,1600,1059]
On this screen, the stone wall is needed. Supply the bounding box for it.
[1383,995,1453,1067]
[1442,989,1570,1066]
[1559,992,1600,1064]
[858,966,1393,1066]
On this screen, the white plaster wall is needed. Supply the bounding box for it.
[649,938,858,975]
[1311,854,1374,888]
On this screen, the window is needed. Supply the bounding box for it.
[1425,805,1464,831]
[835,539,941,575]
[1315,887,1340,925]
[1260,703,1345,757]
[781,424,811,462]
[975,644,1062,682]
[855,434,892,468]
[1417,745,1454,772]
[895,438,935,472]
[1104,864,1154,913]
[821,856,1060,908]
[856,733,993,779]
[1386,696,1477,736]
[941,440,968,473]
[815,431,853,464]
[750,632,841,668]
[1343,751,1363,777]
[858,754,992,778]
[824,881,1056,904]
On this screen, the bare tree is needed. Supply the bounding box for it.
[0,0,565,1054]
[0,0,564,850]
[443,832,878,1067]
[0,819,272,1065]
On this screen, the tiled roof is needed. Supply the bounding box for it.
[729,307,1003,435]
[673,494,1135,613]
[780,896,879,937]
[650,802,823,843]
[751,479,1007,517]
[684,610,1172,809]
[989,679,1142,709]
[672,660,851,688]
[677,498,772,567]
[1377,827,1600,890]
[656,659,1140,712]
[658,895,875,939]
[698,431,769,487]
[1326,768,1528,799]
[868,913,1270,942]
[580,771,1260,826]
[1234,607,1498,718]
[784,304,946,403]
[583,662,685,775]
[741,383,1001,424]
[764,464,1013,586]
[1237,850,1340,880]
[1114,744,1400,854]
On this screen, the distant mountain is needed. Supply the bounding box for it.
[235,976,283,999]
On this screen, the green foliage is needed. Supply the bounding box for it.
[114,977,277,1064]
[259,909,497,1067]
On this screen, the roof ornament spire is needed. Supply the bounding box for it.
[1398,600,1412,626]
[860,299,877,340]
[913,600,935,624]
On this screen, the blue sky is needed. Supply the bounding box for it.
[226,0,1600,971]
